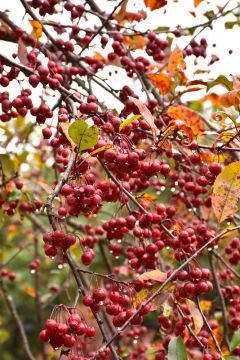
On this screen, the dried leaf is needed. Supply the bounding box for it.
[29,19,42,40]
[186,299,203,335]
[166,105,206,134]
[60,122,75,149]
[129,97,156,137]
[144,0,167,11]
[212,162,240,223]
[17,39,28,66]
[20,283,36,297]
[148,72,171,95]
[138,270,167,282]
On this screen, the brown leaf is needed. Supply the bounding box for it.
[144,0,167,11]
[17,39,28,66]
[166,105,206,134]
[129,96,157,137]
[148,72,171,95]
[212,161,240,223]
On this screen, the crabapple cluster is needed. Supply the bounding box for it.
[60,182,102,217]
[39,312,95,350]
[0,268,16,281]
[43,230,76,257]
[184,38,208,58]
[146,32,168,62]
[225,237,240,265]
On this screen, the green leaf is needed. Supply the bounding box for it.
[119,115,141,132]
[230,328,240,352]
[153,26,170,32]
[224,356,237,360]
[167,336,187,360]
[0,154,15,176]
[207,75,233,91]
[68,120,99,151]
[8,188,21,201]
[225,21,240,29]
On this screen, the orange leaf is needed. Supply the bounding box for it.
[123,35,146,49]
[167,46,187,81]
[218,90,240,107]
[60,122,76,149]
[144,0,167,10]
[148,72,171,95]
[93,51,105,61]
[194,0,204,7]
[21,283,36,297]
[166,105,206,134]
[138,270,167,282]
[29,19,42,40]
[199,300,212,313]
[114,0,128,24]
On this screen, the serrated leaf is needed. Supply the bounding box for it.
[207,75,233,91]
[68,120,99,151]
[186,299,203,335]
[230,328,240,352]
[167,336,187,360]
[212,162,240,223]
[138,270,167,282]
[119,115,141,132]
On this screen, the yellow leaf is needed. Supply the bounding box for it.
[186,299,203,335]
[144,0,167,11]
[138,270,167,282]
[199,300,212,313]
[29,19,42,40]
[166,105,206,134]
[148,72,171,95]
[212,161,240,223]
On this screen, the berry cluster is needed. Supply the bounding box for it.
[43,230,76,257]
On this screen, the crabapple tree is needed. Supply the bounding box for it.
[0,0,240,360]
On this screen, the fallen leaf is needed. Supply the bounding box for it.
[212,161,240,223]
[148,72,171,95]
[166,105,206,134]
